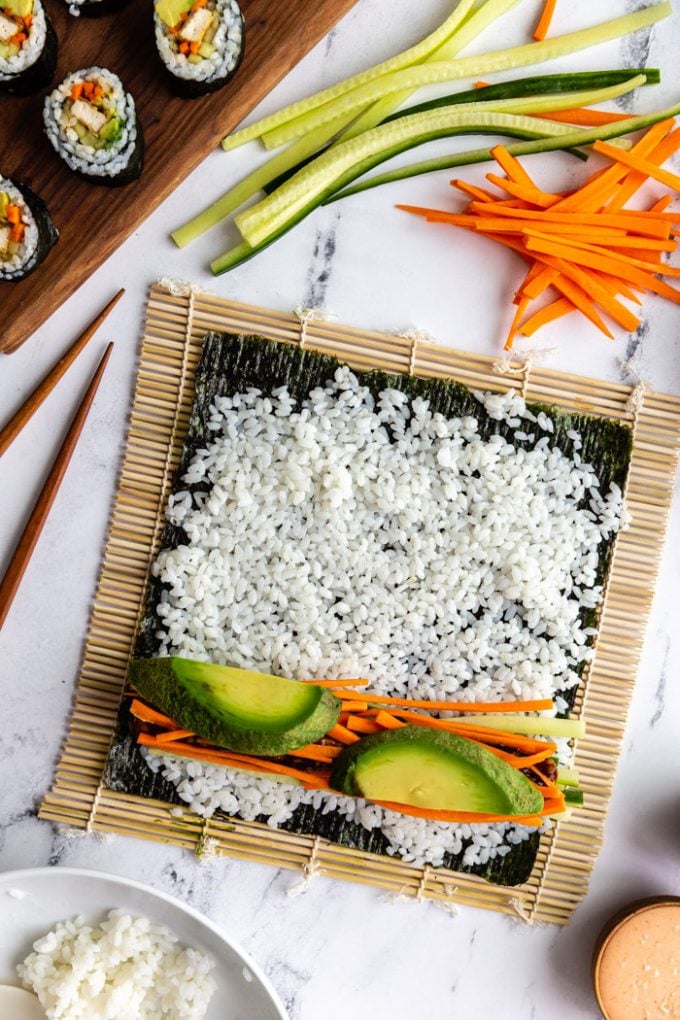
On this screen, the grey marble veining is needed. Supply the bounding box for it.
[2,1,680,1017]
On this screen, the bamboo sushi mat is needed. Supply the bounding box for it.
[40,281,680,924]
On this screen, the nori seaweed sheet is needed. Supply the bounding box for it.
[105,332,633,887]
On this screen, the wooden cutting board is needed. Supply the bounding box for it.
[0,0,358,354]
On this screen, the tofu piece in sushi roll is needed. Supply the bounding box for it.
[0,177,58,281]
[44,68,144,186]
[0,0,57,96]
[155,0,244,99]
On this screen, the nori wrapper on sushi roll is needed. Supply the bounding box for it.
[0,0,57,97]
[154,0,244,99]
[44,68,144,187]
[0,177,58,281]
[105,334,633,888]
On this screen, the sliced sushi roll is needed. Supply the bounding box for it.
[43,68,144,187]
[0,177,58,281]
[65,0,130,18]
[0,0,57,96]
[154,0,244,99]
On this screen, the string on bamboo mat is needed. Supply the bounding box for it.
[287,835,323,897]
[294,306,336,349]
[397,327,439,376]
[493,347,557,400]
[195,817,219,861]
[620,352,651,417]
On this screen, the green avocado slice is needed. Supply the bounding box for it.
[330,726,544,816]
[128,656,341,755]
[155,0,192,29]
[4,0,33,16]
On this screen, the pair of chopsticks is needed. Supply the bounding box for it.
[0,289,124,629]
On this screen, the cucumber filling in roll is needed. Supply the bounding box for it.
[0,177,58,281]
[43,68,143,185]
[0,0,57,95]
[155,0,244,97]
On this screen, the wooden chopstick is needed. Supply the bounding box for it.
[0,288,124,458]
[0,342,114,631]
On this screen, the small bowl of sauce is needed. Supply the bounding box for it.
[593,897,680,1019]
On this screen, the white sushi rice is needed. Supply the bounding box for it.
[0,177,39,280]
[43,67,138,179]
[155,0,243,84]
[17,909,216,1019]
[0,0,46,81]
[146,371,627,866]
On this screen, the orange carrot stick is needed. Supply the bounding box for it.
[345,716,382,735]
[333,690,555,713]
[519,296,575,336]
[373,800,543,826]
[129,699,177,728]
[491,144,539,190]
[593,139,680,193]
[505,296,530,350]
[374,710,405,729]
[531,108,632,126]
[533,0,557,41]
[327,723,361,745]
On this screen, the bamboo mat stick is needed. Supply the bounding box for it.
[0,343,114,630]
[0,290,123,458]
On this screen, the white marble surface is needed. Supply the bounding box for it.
[1,1,680,1016]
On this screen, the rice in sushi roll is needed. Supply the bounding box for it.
[0,0,57,96]
[0,177,58,281]
[43,68,144,186]
[154,0,244,99]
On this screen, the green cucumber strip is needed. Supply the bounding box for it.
[450,715,586,739]
[382,68,660,124]
[563,787,585,807]
[309,0,525,148]
[264,69,646,196]
[172,112,351,248]
[215,100,680,272]
[213,119,583,274]
[236,83,644,246]
[260,3,669,149]
[221,0,479,151]
[557,767,581,787]
[326,102,680,202]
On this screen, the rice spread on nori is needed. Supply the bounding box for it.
[107,333,632,886]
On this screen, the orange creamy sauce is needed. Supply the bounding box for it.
[598,905,680,1019]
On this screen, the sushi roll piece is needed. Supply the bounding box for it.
[65,0,130,18]
[0,0,57,96]
[43,68,144,187]
[154,0,244,99]
[0,177,58,281]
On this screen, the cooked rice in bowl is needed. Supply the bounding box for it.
[17,909,216,1019]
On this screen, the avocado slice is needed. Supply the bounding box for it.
[330,726,544,816]
[155,0,192,29]
[129,656,341,755]
[4,0,33,17]
[0,193,8,220]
